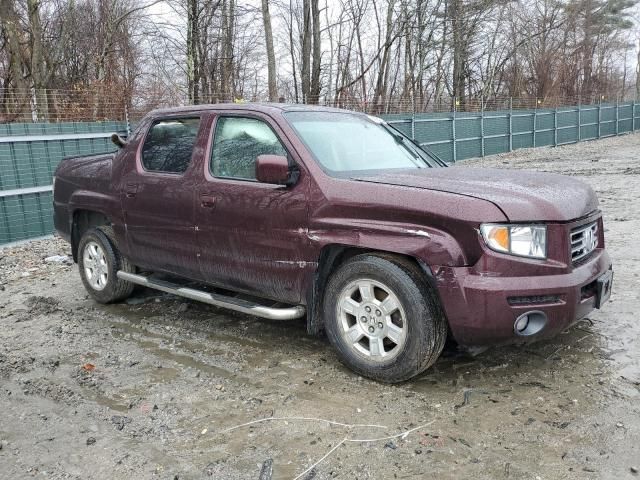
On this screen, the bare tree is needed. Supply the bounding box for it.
[1,0,638,122]
[262,0,278,100]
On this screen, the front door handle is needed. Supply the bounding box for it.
[125,183,138,197]
[200,194,216,208]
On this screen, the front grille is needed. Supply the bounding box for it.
[571,221,598,262]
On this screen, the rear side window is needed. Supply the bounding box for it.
[141,118,201,174]
[211,116,287,180]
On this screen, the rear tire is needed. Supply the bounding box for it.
[78,226,134,303]
[323,254,447,383]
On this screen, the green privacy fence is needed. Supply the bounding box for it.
[1,102,639,245]
[383,101,640,163]
[0,121,127,245]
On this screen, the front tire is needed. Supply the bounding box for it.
[323,254,447,383]
[78,226,134,303]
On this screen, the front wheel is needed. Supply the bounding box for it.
[323,254,447,383]
[78,226,135,303]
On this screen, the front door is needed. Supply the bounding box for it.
[195,113,311,304]
[120,115,203,278]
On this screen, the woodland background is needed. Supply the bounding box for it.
[1,0,639,121]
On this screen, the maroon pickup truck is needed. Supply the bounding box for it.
[53,103,613,382]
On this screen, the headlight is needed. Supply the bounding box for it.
[480,224,547,259]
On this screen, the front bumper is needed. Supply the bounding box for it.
[434,248,612,347]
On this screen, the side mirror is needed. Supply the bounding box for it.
[256,154,292,185]
[111,133,127,148]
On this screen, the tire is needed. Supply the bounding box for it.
[77,226,135,303]
[323,254,447,383]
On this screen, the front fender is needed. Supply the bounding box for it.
[308,218,468,267]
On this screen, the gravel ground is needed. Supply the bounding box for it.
[1,133,639,480]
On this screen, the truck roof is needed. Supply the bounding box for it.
[148,102,367,117]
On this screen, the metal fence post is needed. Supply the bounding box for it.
[411,112,416,141]
[633,101,636,132]
[615,96,619,136]
[480,96,485,157]
[452,98,457,163]
[577,98,581,142]
[533,100,537,147]
[597,98,601,138]
[553,106,558,146]
[508,97,513,151]
[125,104,131,137]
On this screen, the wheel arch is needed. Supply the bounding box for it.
[70,209,111,262]
[306,243,449,336]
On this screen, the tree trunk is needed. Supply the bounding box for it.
[226,0,235,98]
[450,0,466,106]
[636,40,640,101]
[309,0,321,103]
[220,0,235,99]
[27,0,49,120]
[301,0,312,102]
[261,0,277,101]
[187,0,200,104]
[374,0,394,113]
[0,0,31,121]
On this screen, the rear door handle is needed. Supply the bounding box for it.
[125,183,138,197]
[200,194,216,208]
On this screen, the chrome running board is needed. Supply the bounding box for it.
[116,271,305,321]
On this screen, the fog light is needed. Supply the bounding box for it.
[515,315,530,333]
[513,311,548,336]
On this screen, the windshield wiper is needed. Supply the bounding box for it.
[386,125,448,168]
[389,132,427,168]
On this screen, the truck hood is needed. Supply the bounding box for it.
[351,167,598,222]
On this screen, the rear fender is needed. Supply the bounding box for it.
[68,190,124,261]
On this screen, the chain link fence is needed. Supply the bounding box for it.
[2,87,638,122]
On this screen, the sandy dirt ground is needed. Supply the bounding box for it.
[1,133,639,480]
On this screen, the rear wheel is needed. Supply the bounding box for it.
[323,254,446,383]
[78,226,134,303]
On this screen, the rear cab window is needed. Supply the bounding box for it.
[210,116,288,180]
[141,117,201,174]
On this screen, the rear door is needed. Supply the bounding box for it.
[194,112,312,304]
[120,115,204,278]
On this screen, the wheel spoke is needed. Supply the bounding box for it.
[369,337,385,357]
[386,322,403,344]
[358,281,374,302]
[340,297,360,316]
[346,325,363,344]
[83,249,92,266]
[380,295,399,316]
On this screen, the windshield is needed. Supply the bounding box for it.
[284,111,439,173]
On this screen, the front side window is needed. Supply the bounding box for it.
[285,111,437,173]
[141,117,200,174]
[211,116,287,180]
